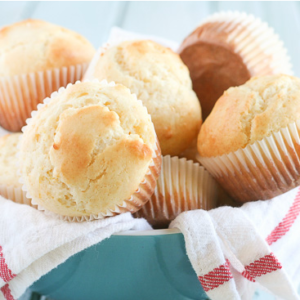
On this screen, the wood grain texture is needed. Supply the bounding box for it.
[0,1,299,74]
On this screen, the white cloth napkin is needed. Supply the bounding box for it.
[0,197,151,300]
[171,186,300,300]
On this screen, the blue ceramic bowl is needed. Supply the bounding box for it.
[30,229,276,300]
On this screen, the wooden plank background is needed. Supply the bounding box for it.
[0,2,298,300]
[0,1,299,75]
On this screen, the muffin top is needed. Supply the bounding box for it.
[0,19,96,77]
[85,40,202,156]
[19,81,157,217]
[198,75,300,157]
[0,133,22,188]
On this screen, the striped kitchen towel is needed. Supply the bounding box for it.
[171,186,300,300]
[0,199,151,300]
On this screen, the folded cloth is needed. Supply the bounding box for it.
[170,186,300,300]
[0,197,151,300]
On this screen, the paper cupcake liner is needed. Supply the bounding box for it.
[134,155,219,228]
[0,63,89,132]
[179,138,201,163]
[0,184,33,206]
[199,119,300,203]
[19,79,162,222]
[190,11,293,76]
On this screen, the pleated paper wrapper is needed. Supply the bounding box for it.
[0,184,34,207]
[0,63,89,132]
[199,120,300,203]
[179,11,293,76]
[134,155,219,228]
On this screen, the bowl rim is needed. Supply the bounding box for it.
[114,228,180,236]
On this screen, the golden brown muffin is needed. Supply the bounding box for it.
[198,75,300,157]
[179,12,292,120]
[84,40,202,156]
[0,19,95,76]
[19,81,161,220]
[0,19,96,132]
[198,75,300,203]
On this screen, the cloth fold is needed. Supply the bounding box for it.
[170,186,300,300]
[0,197,151,300]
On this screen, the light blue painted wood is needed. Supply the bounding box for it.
[0,1,299,74]
[30,1,126,47]
[261,1,300,76]
[122,2,213,43]
[217,1,265,17]
[216,2,300,75]
[0,1,31,26]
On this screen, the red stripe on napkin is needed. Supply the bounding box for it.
[266,188,300,246]
[242,253,282,282]
[198,259,233,292]
[0,246,16,283]
[1,284,15,300]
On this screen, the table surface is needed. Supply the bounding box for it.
[0,2,297,299]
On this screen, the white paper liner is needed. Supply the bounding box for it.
[199,119,300,203]
[179,11,293,76]
[0,63,89,132]
[134,155,219,228]
[19,79,162,222]
[0,184,33,206]
[179,138,201,163]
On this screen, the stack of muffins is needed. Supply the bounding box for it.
[0,12,297,228]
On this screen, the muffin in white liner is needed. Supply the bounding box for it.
[134,155,219,228]
[19,80,161,222]
[0,63,89,132]
[198,75,300,203]
[83,39,202,157]
[0,19,96,132]
[199,120,300,203]
[178,11,293,120]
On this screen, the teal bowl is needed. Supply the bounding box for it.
[30,229,276,300]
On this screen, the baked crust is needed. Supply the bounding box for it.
[0,19,96,76]
[19,81,158,217]
[198,75,300,157]
[87,40,202,156]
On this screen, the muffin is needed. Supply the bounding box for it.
[198,74,300,203]
[179,12,293,120]
[19,81,161,221]
[84,40,202,156]
[134,155,219,228]
[0,19,96,132]
[0,133,29,205]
